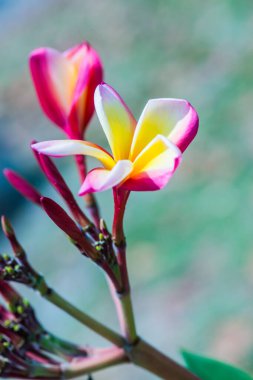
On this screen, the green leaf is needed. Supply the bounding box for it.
[182,351,253,380]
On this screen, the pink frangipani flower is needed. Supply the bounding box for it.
[29,42,103,139]
[32,83,199,195]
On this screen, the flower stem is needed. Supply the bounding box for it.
[116,291,137,344]
[35,276,124,347]
[112,189,129,246]
[38,333,88,361]
[131,339,200,380]
[99,260,122,293]
[75,154,100,228]
[111,189,138,344]
[62,347,128,379]
[112,189,130,290]
[106,277,137,345]
[19,348,127,379]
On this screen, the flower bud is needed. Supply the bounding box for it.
[3,169,41,206]
[32,142,91,228]
[41,197,99,260]
[29,42,103,138]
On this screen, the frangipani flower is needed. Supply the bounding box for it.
[32,83,198,195]
[29,42,103,138]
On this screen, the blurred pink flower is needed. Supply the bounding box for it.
[29,42,103,138]
[32,83,199,194]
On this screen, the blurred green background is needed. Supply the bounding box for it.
[1,0,253,378]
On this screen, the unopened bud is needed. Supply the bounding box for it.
[32,143,91,228]
[4,169,41,206]
[41,197,99,260]
[1,217,26,260]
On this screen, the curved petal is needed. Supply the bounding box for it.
[79,160,133,195]
[32,140,115,169]
[130,98,199,159]
[122,135,182,191]
[64,42,90,68]
[94,83,136,160]
[66,43,103,137]
[29,48,76,128]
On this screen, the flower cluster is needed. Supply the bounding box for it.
[0,281,87,378]
[32,83,198,195]
[0,217,40,288]
[28,41,198,197]
[1,40,200,379]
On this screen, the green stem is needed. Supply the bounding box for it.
[28,341,199,379]
[107,277,137,345]
[27,348,127,379]
[62,347,128,379]
[116,291,137,345]
[131,339,200,380]
[35,276,124,347]
[62,338,200,380]
[39,332,88,361]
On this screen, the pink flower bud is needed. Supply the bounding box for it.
[4,169,41,206]
[32,143,90,227]
[40,197,98,260]
[29,42,103,138]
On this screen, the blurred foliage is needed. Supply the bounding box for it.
[183,351,253,380]
[1,1,253,378]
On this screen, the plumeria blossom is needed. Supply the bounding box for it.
[32,83,199,195]
[29,42,103,138]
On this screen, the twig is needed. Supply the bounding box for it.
[35,276,125,348]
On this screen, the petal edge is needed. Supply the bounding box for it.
[94,83,136,160]
[32,140,115,169]
[79,160,133,195]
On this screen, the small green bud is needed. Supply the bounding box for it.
[23,298,29,307]
[14,264,21,271]
[3,320,11,328]
[16,305,24,315]
[13,324,20,332]
[4,266,14,275]
[2,254,10,261]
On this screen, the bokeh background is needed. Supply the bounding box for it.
[1,0,253,378]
